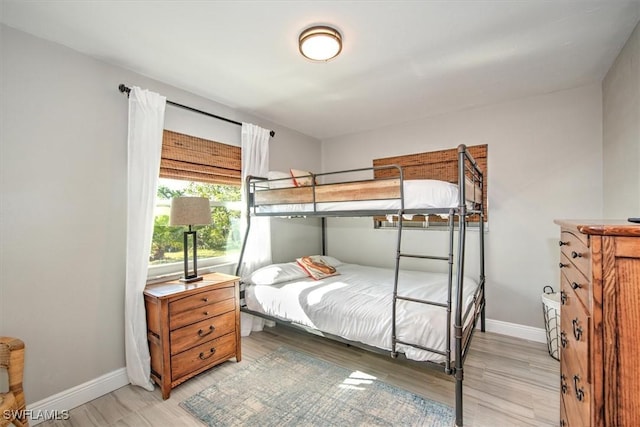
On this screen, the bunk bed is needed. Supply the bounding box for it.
[235,144,486,427]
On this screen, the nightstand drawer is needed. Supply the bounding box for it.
[560,231,590,278]
[170,297,236,330]
[170,311,236,355]
[171,332,236,381]
[169,286,235,316]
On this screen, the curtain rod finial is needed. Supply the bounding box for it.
[119,84,131,95]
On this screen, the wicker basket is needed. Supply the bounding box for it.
[541,286,561,361]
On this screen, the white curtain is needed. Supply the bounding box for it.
[239,123,272,336]
[125,87,166,390]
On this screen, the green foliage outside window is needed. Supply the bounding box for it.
[150,180,241,264]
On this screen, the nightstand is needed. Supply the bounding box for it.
[144,272,241,399]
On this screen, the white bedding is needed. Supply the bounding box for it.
[254,179,461,214]
[244,262,479,363]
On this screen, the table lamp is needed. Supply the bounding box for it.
[169,196,212,283]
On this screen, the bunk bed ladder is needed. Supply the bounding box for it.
[391,209,456,374]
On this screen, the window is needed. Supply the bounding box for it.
[373,215,483,230]
[149,178,241,277]
[372,144,488,230]
[148,130,243,278]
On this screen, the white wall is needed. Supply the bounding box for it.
[321,84,603,329]
[603,20,640,218]
[0,24,320,403]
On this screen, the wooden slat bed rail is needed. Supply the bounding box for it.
[253,179,401,205]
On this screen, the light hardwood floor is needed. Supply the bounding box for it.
[40,326,559,426]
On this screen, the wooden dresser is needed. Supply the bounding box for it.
[144,272,241,399]
[554,220,640,426]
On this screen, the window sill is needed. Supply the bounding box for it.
[146,259,238,284]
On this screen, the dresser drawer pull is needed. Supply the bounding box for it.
[560,291,567,305]
[199,347,217,360]
[571,282,581,290]
[198,325,216,337]
[573,375,585,401]
[561,374,568,394]
[202,297,209,302]
[572,318,583,341]
[560,331,568,348]
[559,262,568,268]
[571,251,582,259]
[204,311,209,316]
[559,241,568,246]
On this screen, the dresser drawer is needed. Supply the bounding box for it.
[560,279,590,381]
[171,332,236,381]
[170,311,236,355]
[560,395,569,427]
[169,286,235,316]
[561,355,591,427]
[560,231,590,278]
[170,297,236,330]
[560,253,590,310]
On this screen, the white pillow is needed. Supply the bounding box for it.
[244,262,308,285]
[316,255,343,267]
[267,171,295,189]
[404,179,459,208]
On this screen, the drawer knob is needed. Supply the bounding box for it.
[572,318,583,341]
[561,374,568,394]
[559,262,568,269]
[199,347,217,360]
[202,297,209,302]
[559,241,568,246]
[573,375,585,402]
[571,282,581,290]
[571,251,582,259]
[198,325,216,337]
[204,311,209,316]
[560,331,568,349]
[560,291,567,305]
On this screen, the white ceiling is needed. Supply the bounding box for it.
[1,1,639,139]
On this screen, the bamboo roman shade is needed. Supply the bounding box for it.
[373,144,488,223]
[160,130,241,185]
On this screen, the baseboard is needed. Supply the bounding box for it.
[27,368,129,425]
[481,318,547,343]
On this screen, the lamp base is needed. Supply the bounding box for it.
[179,276,203,283]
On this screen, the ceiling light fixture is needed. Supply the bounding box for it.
[299,25,342,61]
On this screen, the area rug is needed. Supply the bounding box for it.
[180,346,454,426]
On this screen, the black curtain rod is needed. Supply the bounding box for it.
[118,84,275,137]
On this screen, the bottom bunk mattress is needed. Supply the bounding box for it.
[243,258,479,363]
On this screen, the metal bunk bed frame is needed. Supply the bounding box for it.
[235,144,486,427]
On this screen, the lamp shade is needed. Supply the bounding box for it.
[169,197,212,226]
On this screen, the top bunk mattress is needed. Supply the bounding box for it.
[253,179,469,215]
[243,260,479,363]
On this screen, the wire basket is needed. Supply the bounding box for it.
[541,285,560,361]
